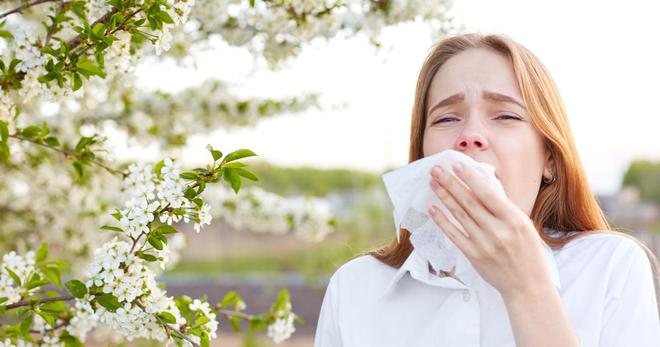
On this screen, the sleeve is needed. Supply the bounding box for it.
[313,273,343,347]
[598,239,660,346]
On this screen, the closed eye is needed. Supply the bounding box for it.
[432,114,521,124]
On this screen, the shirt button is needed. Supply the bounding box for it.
[462,290,472,302]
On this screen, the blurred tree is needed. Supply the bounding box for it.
[622,159,660,204]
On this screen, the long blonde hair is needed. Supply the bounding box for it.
[367,32,659,304]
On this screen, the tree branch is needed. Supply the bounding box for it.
[135,301,200,347]
[8,133,126,177]
[0,0,59,20]
[5,294,74,310]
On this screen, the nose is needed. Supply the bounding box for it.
[456,132,489,151]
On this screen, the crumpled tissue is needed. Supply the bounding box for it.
[381,149,507,307]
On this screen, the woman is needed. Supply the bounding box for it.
[313,33,660,346]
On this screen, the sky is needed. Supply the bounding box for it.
[134,0,660,195]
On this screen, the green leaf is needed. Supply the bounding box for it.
[207,145,222,162]
[157,11,175,24]
[21,125,42,139]
[179,172,198,180]
[36,243,48,262]
[221,149,257,164]
[0,142,9,162]
[153,224,177,234]
[96,293,121,312]
[72,72,82,91]
[153,159,165,175]
[65,280,87,299]
[5,266,21,286]
[40,267,60,287]
[137,252,158,262]
[76,58,105,77]
[221,291,241,308]
[200,331,210,347]
[0,30,14,39]
[40,300,67,314]
[157,311,177,324]
[73,161,84,178]
[19,314,32,337]
[36,310,56,328]
[75,136,93,152]
[229,315,241,332]
[91,22,105,37]
[100,225,123,233]
[223,162,247,168]
[26,273,51,290]
[0,121,8,142]
[235,168,258,182]
[223,168,241,194]
[44,136,60,147]
[147,236,163,251]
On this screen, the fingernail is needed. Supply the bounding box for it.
[432,166,444,177]
[453,162,463,174]
[430,179,439,190]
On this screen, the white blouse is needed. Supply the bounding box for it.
[313,232,660,346]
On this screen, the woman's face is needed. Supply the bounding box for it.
[422,48,552,217]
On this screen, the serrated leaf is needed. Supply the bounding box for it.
[5,266,21,286]
[40,300,67,314]
[137,252,158,262]
[153,225,177,234]
[147,236,163,251]
[100,225,123,233]
[40,267,61,287]
[223,168,241,193]
[64,280,87,298]
[235,168,258,182]
[95,293,121,312]
[179,172,198,180]
[26,273,50,290]
[19,314,32,337]
[37,310,56,328]
[221,149,257,164]
[21,125,41,139]
[157,311,176,324]
[44,136,60,147]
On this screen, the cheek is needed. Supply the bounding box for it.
[422,131,454,157]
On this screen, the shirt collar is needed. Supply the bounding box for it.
[381,239,562,298]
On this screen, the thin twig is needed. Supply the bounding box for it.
[135,301,200,347]
[44,0,71,47]
[8,133,126,177]
[216,309,254,321]
[5,294,75,310]
[0,0,59,20]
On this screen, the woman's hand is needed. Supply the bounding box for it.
[427,161,553,300]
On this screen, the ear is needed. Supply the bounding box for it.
[543,148,554,179]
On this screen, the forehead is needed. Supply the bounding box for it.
[426,48,523,108]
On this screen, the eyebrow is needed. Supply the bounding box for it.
[426,91,527,116]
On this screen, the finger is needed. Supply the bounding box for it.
[429,178,483,244]
[430,165,495,231]
[449,161,513,218]
[427,204,476,258]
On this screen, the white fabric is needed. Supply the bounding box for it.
[313,232,660,346]
[382,149,559,311]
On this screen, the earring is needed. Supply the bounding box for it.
[543,174,555,184]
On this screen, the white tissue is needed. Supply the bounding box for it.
[382,149,508,306]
